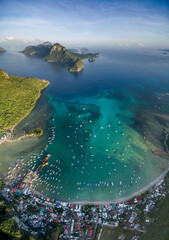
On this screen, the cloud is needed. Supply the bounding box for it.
[116,42,131,47]
[138,43,145,47]
[0,36,14,42]
[0,0,169,48]
[8,36,14,41]
[0,36,43,45]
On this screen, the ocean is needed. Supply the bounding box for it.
[0,48,169,203]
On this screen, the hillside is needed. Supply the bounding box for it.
[21,42,52,58]
[44,43,84,72]
[0,47,6,53]
[0,69,49,130]
[21,42,99,72]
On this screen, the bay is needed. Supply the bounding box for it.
[0,48,169,203]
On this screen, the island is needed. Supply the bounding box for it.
[88,57,96,62]
[27,127,43,136]
[21,42,99,72]
[0,69,49,133]
[0,47,7,53]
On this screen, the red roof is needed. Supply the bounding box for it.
[138,195,143,198]
[137,195,144,202]
[12,188,16,192]
[76,223,81,230]
[86,225,92,230]
[53,220,58,223]
[87,229,93,236]
[19,183,24,189]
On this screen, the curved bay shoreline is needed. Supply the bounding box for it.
[1,100,169,205]
[2,112,169,205]
[72,169,169,205]
[29,168,169,205]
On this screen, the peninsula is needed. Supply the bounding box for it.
[0,69,49,131]
[0,47,6,53]
[21,42,99,72]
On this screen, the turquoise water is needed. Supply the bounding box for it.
[0,49,169,202]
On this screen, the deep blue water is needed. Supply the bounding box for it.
[0,48,169,202]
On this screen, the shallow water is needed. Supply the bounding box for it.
[0,49,169,202]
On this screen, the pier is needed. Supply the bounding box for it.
[22,154,51,185]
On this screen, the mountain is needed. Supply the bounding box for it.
[44,43,84,72]
[0,47,7,53]
[21,42,52,58]
[21,42,99,72]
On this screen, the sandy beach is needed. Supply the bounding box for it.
[30,168,169,205]
[71,169,169,205]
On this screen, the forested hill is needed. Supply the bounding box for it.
[21,42,99,72]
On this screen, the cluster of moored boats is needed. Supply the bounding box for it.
[6,107,148,201]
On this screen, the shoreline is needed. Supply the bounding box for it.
[30,168,169,205]
[0,134,37,144]
[1,99,169,205]
[0,79,49,145]
[72,169,169,205]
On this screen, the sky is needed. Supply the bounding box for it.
[0,0,169,49]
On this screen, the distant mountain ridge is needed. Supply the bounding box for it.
[21,42,99,72]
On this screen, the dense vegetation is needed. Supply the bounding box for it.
[21,42,52,58]
[44,43,84,72]
[21,42,99,72]
[0,69,49,130]
[0,194,23,239]
[0,194,63,240]
[27,127,43,136]
[68,59,84,72]
[0,218,22,239]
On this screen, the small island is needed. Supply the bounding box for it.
[88,57,96,62]
[0,47,7,53]
[27,127,43,136]
[21,42,99,72]
[0,69,49,134]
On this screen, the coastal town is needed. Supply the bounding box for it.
[0,170,169,239]
[1,0,169,240]
[1,109,169,239]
